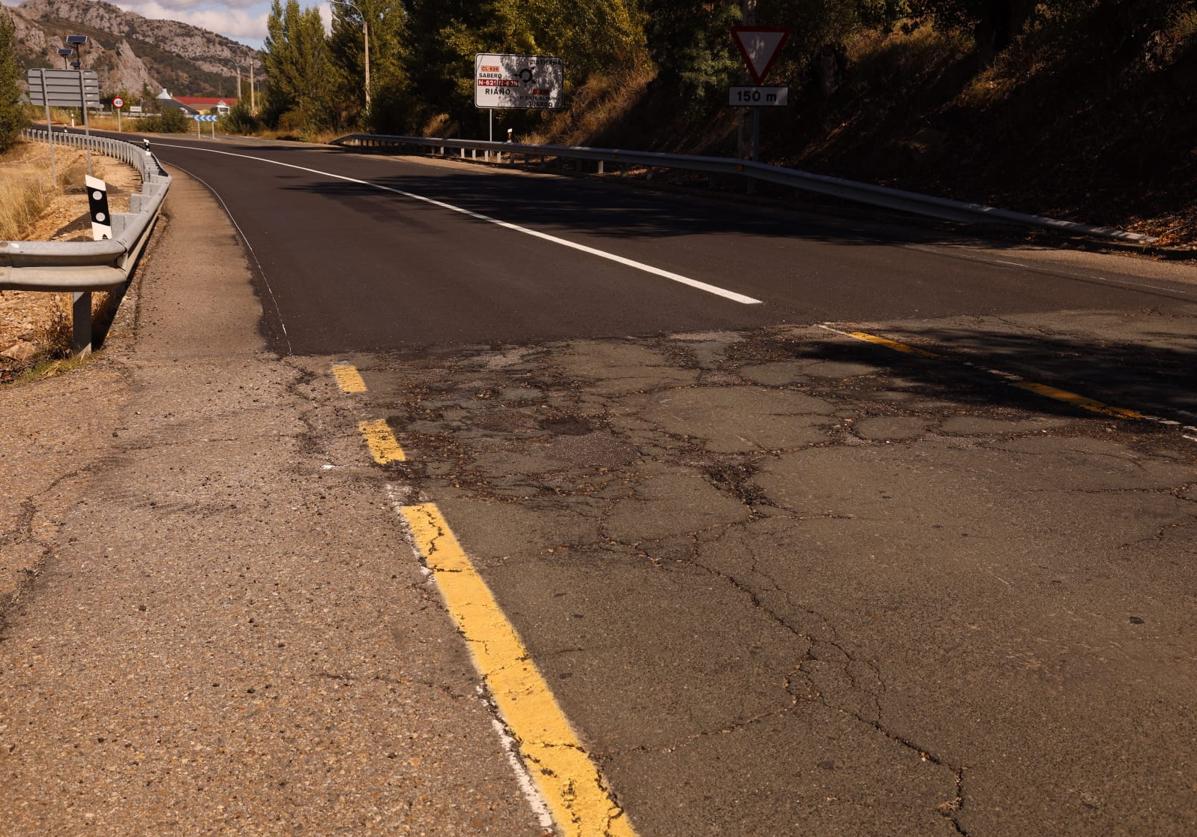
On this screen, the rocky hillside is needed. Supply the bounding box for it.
[10,0,260,98]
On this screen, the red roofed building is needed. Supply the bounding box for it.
[174,97,237,115]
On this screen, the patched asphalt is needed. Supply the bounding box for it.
[317,317,1197,836]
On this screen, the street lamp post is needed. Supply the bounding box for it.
[332,0,370,114]
[66,35,93,174]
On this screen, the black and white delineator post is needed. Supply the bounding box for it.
[86,175,112,241]
[72,174,112,356]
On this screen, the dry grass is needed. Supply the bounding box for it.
[1,140,132,379]
[33,296,72,359]
[11,352,93,385]
[0,142,86,241]
[421,113,453,138]
[528,64,656,147]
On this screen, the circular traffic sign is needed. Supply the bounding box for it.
[113,97,124,109]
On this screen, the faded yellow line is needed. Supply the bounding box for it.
[827,325,1148,422]
[1012,381,1143,420]
[846,330,940,359]
[400,502,636,837]
[359,419,406,464]
[332,363,367,394]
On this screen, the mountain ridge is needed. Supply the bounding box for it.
[9,0,260,98]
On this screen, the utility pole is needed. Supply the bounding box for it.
[332,0,371,115]
[740,0,760,162]
[363,13,371,114]
[249,61,256,113]
[236,65,242,102]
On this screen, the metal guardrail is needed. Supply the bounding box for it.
[334,133,1154,245]
[1,129,171,354]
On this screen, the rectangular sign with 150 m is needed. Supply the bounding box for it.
[729,86,789,107]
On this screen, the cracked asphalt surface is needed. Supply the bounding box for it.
[3,136,1196,834]
[322,323,1197,836]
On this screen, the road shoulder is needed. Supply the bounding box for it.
[0,168,538,833]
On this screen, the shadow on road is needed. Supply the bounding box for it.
[769,325,1197,427]
[270,157,1082,252]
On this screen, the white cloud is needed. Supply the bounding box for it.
[111,1,271,42]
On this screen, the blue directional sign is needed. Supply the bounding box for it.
[193,114,219,122]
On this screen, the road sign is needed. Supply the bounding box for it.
[24,68,101,108]
[193,114,218,122]
[475,54,564,110]
[729,86,789,107]
[129,105,143,114]
[112,97,124,109]
[731,27,791,85]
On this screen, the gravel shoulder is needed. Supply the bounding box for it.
[0,168,538,834]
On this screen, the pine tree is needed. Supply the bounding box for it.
[0,8,28,152]
[329,0,409,129]
[263,0,337,131]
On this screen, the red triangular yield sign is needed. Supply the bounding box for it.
[731,27,791,85]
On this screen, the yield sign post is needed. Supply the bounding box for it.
[730,26,791,162]
[731,26,791,85]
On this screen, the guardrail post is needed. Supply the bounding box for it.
[72,291,92,357]
[597,160,605,175]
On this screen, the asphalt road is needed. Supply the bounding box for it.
[134,133,1197,424]
[4,132,1196,835]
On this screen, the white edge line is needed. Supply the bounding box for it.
[154,142,763,306]
[488,716,557,831]
[163,158,294,355]
[383,483,556,831]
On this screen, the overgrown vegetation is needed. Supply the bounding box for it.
[0,143,86,241]
[0,9,27,152]
[140,107,191,133]
[219,101,260,134]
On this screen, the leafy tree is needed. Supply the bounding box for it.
[641,0,742,101]
[910,0,1037,59]
[329,0,408,129]
[403,0,642,128]
[263,0,337,130]
[143,107,190,133]
[219,101,260,134]
[0,8,27,151]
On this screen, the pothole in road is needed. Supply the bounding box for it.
[703,460,773,508]
[538,412,596,436]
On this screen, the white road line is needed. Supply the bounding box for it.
[155,143,763,306]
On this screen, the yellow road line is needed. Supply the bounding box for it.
[332,363,367,394]
[820,324,1152,423]
[400,502,636,837]
[846,329,940,359]
[359,419,406,464]
[1012,381,1143,420]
